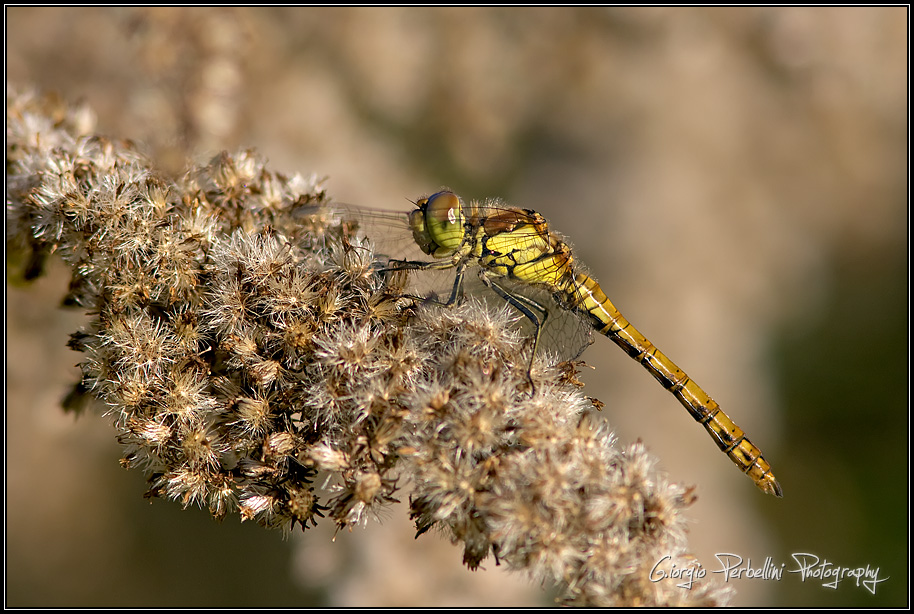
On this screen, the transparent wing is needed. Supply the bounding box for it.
[323,203,463,300]
[295,201,595,362]
[477,274,595,363]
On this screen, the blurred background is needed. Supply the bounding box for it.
[6,7,907,607]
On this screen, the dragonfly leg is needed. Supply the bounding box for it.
[383,257,468,307]
[384,258,459,273]
[480,273,549,392]
[444,264,466,306]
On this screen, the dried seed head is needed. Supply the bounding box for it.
[5,86,731,606]
[234,394,274,437]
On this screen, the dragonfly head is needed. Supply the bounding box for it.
[409,191,466,258]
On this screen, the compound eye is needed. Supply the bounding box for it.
[426,191,461,227]
[424,191,464,250]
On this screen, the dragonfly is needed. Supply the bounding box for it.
[308,190,782,497]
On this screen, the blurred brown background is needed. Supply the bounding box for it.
[6,7,907,607]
